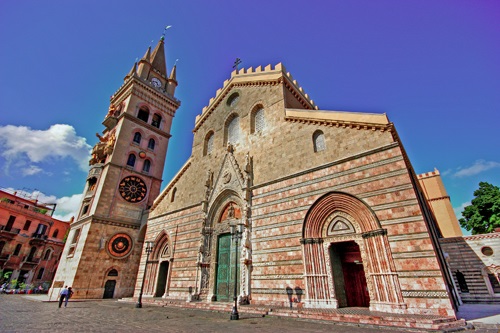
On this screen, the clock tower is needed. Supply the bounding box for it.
[49,36,180,300]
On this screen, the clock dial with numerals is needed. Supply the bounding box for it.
[151,77,162,88]
[119,176,147,203]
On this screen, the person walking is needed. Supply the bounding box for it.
[64,287,74,308]
[58,286,68,308]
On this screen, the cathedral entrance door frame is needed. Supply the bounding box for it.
[329,241,369,307]
[155,260,169,297]
[215,233,237,302]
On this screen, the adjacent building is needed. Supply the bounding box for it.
[0,189,70,289]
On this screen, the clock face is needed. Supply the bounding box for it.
[107,233,133,258]
[119,176,147,203]
[151,77,161,88]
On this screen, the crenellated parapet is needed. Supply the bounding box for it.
[193,63,318,133]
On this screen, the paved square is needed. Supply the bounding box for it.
[0,295,396,332]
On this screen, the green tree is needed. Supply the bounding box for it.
[459,182,500,234]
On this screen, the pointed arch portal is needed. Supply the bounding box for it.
[302,192,406,312]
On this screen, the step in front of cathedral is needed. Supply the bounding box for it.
[120,298,466,332]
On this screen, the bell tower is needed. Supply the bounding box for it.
[49,36,180,300]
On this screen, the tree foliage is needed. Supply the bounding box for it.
[459,182,500,235]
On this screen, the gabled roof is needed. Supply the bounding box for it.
[193,63,318,132]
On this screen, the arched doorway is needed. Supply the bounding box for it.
[155,261,169,297]
[103,280,116,298]
[302,192,405,311]
[215,233,240,301]
[329,241,369,307]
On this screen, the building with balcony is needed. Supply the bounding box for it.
[0,189,71,290]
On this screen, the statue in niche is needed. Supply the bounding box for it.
[227,203,235,218]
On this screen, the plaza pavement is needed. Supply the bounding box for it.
[1,294,499,332]
[0,294,398,333]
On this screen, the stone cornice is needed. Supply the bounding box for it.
[284,113,393,133]
[71,215,140,230]
[440,232,500,243]
[111,75,180,112]
[427,196,450,202]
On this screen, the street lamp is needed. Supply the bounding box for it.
[136,240,154,308]
[229,221,243,320]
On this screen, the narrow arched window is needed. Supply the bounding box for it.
[28,246,37,261]
[313,130,326,152]
[52,229,59,238]
[204,132,214,156]
[137,108,149,122]
[133,132,141,144]
[252,107,265,133]
[171,187,177,202]
[43,249,52,260]
[13,244,22,256]
[226,115,240,145]
[108,269,118,277]
[36,268,45,279]
[143,160,151,173]
[127,154,136,167]
[148,138,155,150]
[0,241,5,255]
[152,114,162,128]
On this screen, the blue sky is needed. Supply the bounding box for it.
[0,1,499,233]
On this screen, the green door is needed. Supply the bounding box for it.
[215,234,239,301]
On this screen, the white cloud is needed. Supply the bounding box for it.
[453,201,470,220]
[21,165,43,176]
[0,124,91,173]
[453,160,500,178]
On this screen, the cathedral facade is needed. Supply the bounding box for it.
[50,36,458,318]
[136,62,457,317]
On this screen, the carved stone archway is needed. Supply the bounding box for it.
[302,192,406,313]
[143,231,172,298]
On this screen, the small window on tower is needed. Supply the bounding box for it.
[137,108,149,122]
[127,154,136,167]
[152,114,162,128]
[52,229,59,238]
[148,138,155,150]
[133,132,142,144]
[143,160,151,173]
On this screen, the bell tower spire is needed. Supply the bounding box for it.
[50,32,180,301]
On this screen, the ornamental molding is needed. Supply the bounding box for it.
[402,291,449,298]
[284,116,393,133]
